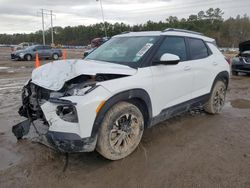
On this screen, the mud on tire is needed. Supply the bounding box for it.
[96,102,144,160]
[204,80,226,114]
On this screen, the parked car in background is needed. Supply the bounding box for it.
[83,37,109,58]
[232,40,250,75]
[11,42,38,52]
[11,45,62,61]
[13,29,230,160]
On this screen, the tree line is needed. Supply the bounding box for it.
[0,8,249,47]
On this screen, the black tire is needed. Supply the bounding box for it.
[96,102,144,160]
[25,54,32,61]
[204,80,226,114]
[52,53,59,60]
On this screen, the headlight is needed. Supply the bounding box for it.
[65,82,99,96]
[56,105,78,123]
[66,86,91,96]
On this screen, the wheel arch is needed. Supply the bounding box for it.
[52,52,59,56]
[211,71,229,92]
[91,89,153,138]
[24,53,32,59]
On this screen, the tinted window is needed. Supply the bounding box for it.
[155,37,187,61]
[188,38,209,60]
[35,46,43,50]
[43,46,51,50]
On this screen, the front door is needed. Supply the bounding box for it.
[150,36,194,115]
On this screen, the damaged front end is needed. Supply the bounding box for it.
[13,80,50,140]
[12,59,136,153]
[13,79,87,152]
[12,73,128,153]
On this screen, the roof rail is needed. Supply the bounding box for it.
[163,28,204,36]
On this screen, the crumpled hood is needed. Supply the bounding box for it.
[31,59,137,91]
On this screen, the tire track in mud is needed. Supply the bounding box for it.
[0,78,27,93]
[0,77,27,115]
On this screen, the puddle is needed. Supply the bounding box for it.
[0,148,22,171]
[0,67,9,70]
[7,70,15,73]
[230,99,250,109]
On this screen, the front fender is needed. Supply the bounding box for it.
[91,88,153,138]
[41,85,111,139]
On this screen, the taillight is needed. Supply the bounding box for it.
[225,57,231,65]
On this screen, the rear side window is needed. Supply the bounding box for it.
[35,46,43,50]
[188,38,209,60]
[155,36,187,61]
[43,46,51,50]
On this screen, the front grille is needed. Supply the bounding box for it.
[11,54,18,59]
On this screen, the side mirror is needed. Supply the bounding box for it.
[154,53,180,65]
[83,51,90,58]
[83,49,95,59]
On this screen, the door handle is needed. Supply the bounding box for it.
[184,66,191,71]
[213,62,218,66]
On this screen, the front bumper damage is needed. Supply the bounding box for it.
[12,120,97,152]
[46,131,97,152]
[232,57,250,74]
[12,82,98,153]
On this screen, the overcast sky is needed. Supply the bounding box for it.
[0,0,249,34]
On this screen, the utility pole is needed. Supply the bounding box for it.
[50,10,54,45]
[38,9,55,46]
[41,9,45,45]
[97,0,107,38]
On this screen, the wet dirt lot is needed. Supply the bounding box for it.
[0,47,250,188]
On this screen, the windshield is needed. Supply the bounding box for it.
[86,36,159,67]
[25,46,35,51]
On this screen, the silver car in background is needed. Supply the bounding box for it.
[11,45,62,61]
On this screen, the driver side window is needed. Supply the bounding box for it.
[155,36,187,62]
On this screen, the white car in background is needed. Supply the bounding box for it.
[13,29,230,160]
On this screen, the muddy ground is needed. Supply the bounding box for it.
[0,47,249,188]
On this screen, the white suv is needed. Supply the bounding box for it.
[13,29,230,160]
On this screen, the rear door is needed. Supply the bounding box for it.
[150,36,194,115]
[43,46,52,58]
[44,46,52,58]
[36,45,45,58]
[187,38,215,98]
